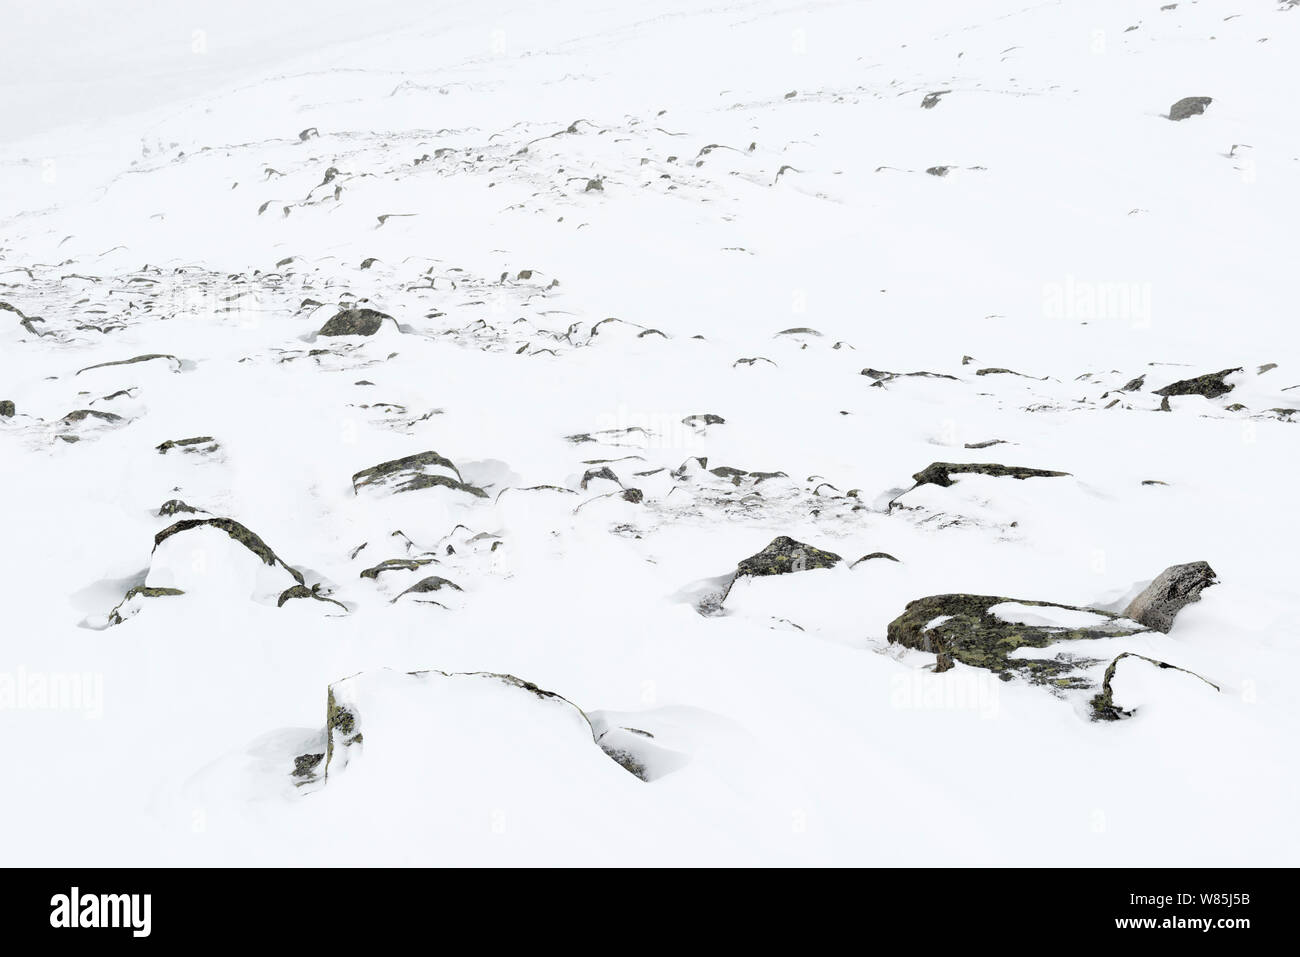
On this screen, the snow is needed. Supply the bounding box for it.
[1,0,1298,865]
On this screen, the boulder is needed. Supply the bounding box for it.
[318,307,392,337]
[1122,561,1217,632]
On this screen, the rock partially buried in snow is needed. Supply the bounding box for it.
[1,400,16,417]
[351,451,488,498]
[1122,561,1217,633]
[736,535,842,577]
[1090,652,1219,721]
[301,669,650,784]
[887,594,1148,684]
[1168,96,1212,121]
[317,307,394,337]
[909,461,1070,489]
[1153,368,1241,399]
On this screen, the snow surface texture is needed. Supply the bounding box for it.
[1,0,1298,866]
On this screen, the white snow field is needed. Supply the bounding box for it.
[1,0,1298,866]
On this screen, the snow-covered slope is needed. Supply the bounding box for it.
[1,0,1297,866]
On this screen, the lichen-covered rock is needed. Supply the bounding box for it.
[277,583,347,612]
[318,307,393,337]
[154,517,305,585]
[157,499,201,517]
[1091,652,1219,720]
[392,576,463,603]
[351,451,487,498]
[736,536,842,577]
[1168,96,1212,121]
[107,586,185,626]
[1153,368,1241,399]
[359,557,436,580]
[910,462,1070,489]
[0,400,15,417]
[61,409,122,425]
[887,594,1147,684]
[1122,561,1217,633]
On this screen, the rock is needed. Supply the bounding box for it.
[392,576,463,603]
[736,536,842,577]
[1153,368,1241,399]
[318,307,392,337]
[620,488,644,504]
[157,499,201,517]
[909,462,1070,489]
[359,558,436,580]
[0,400,14,417]
[921,90,949,109]
[351,451,487,498]
[156,436,218,455]
[925,166,950,177]
[60,409,122,425]
[1168,96,1212,121]
[107,586,185,626]
[278,583,347,611]
[155,517,305,585]
[313,669,647,782]
[1091,652,1219,721]
[850,552,900,567]
[1121,561,1217,632]
[76,354,181,376]
[682,413,725,428]
[887,594,1147,684]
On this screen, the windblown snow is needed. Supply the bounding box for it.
[1,0,1298,865]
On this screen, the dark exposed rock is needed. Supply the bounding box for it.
[360,558,436,580]
[1091,653,1219,721]
[887,594,1144,682]
[921,90,950,109]
[392,576,463,603]
[620,488,644,504]
[292,753,325,778]
[861,368,958,383]
[1122,561,1217,633]
[910,462,1070,489]
[581,466,620,489]
[156,436,218,455]
[107,586,185,626]
[154,517,305,585]
[61,409,122,425]
[1168,96,1212,121]
[682,413,725,428]
[736,536,842,578]
[351,451,487,498]
[157,499,200,517]
[76,354,180,376]
[1153,367,1241,399]
[0,400,16,417]
[850,552,900,567]
[278,583,347,611]
[318,307,392,337]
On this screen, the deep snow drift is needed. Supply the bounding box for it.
[1,0,1298,866]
